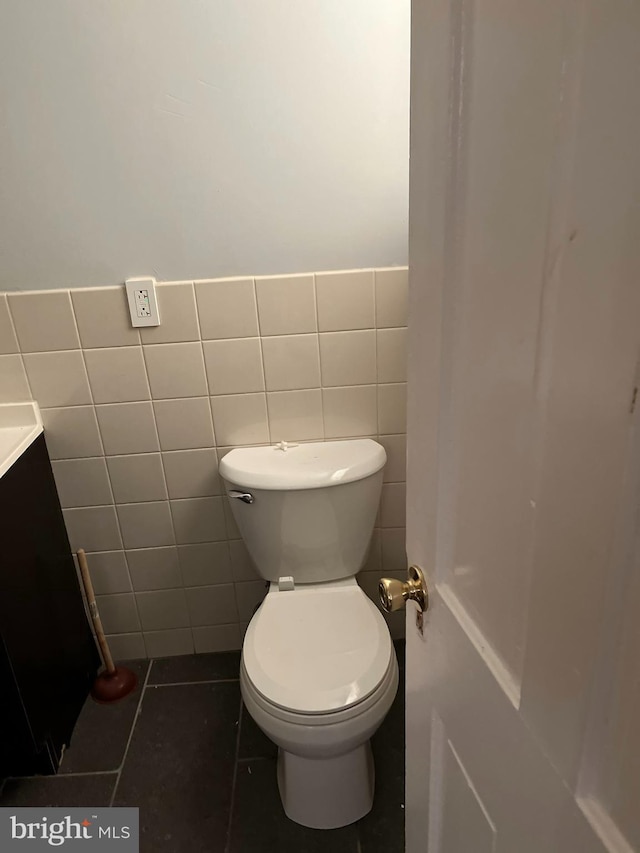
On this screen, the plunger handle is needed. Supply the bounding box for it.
[77,548,116,675]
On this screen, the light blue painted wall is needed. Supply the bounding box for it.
[0,0,409,291]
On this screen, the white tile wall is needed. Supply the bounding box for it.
[41,407,103,459]
[266,389,324,442]
[9,291,79,352]
[195,278,258,340]
[153,398,214,450]
[51,458,113,508]
[71,288,140,348]
[106,454,167,503]
[210,393,269,446]
[84,347,150,404]
[2,267,407,657]
[96,402,160,455]
[255,275,316,336]
[322,385,377,438]
[144,342,207,399]
[203,338,265,395]
[0,355,31,402]
[127,547,182,591]
[162,449,220,499]
[0,296,19,354]
[315,271,374,332]
[319,330,377,387]
[140,283,199,345]
[23,351,92,407]
[261,334,321,391]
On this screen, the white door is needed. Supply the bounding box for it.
[405,1,640,851]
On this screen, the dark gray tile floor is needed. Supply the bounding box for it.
[0,642,405,853]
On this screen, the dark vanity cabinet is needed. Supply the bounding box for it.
[0,434,99,776]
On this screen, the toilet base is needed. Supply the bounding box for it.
[277,740,375,829]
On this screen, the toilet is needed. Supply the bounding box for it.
[219,438,398,830]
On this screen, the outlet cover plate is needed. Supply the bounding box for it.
[125,277,161,327]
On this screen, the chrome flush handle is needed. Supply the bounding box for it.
[228,490,255,504]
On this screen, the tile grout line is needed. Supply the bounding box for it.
[312,273,327,440]
[4,296,35,404]
[108,659,154,807]
[40,769,119,780]
[224,694,244,853]
[134,345,171,656]
[146,677,239,688]
[252,276,272,446]
[373,271,381,448]
[190,277,241,650]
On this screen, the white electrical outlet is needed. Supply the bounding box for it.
[125,277,161,327]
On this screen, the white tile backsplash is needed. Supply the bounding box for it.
[84,347,150,404]
[255,274,316,336]
[23,351,91,407]
[127,546,182,591]
[140,283,199,344]
[266,389,324,442]
[315,270,375,332]
[153,397,215,450]
[143,627,194,657]
[210,393,269,446]
[195,278,258,340]
[378,383,407,435]
[52,457,113,507]
[107,453,168,503]
[377,328,407,383]
[203,338,265,395]
[229,539,259,582]
[116,501,175,549]
[261,334,321,391]
[83,551,132,595]
[0,354,31,402]
[178,542,233,587]
[380,482,407,528]
[380,528,407,573]
[96,402,160,455]
[2,267,407,657]
[235,580,268,622]
[192,624,241,654]
[319,330,377,387]
[162,449,220,499]
[41,406,104,459]
[170,496,227,544]
[63,505,123,552]
[0,295,19,354]
[136,589,190,631]
[96,593,141,634]
[105,632,146,660]
[378,434,407,483]
[375,268,409,328]
[72,288,141,348]
[8,291,79,352]
[144,342,208,399]
[185,584,238,627]
[323,385,377,438]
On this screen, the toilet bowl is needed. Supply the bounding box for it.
[219,439,397,829]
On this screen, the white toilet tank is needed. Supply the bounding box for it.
[219,440,386,584]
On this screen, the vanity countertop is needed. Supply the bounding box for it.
[0,402,43,479]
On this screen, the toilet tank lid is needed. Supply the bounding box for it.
[218,439,386,490]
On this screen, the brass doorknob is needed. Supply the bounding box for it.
[379,565,428,613]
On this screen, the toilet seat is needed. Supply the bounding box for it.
[241,654,398,727]
[242,578,392,715]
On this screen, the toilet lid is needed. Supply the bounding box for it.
[243,582,392,714]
